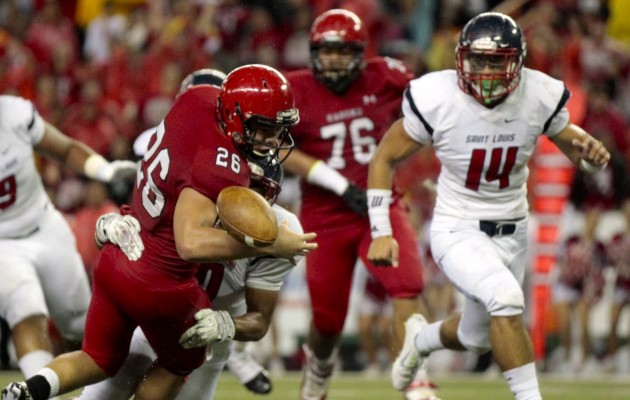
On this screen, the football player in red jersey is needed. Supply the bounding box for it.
[2,65,317,400]
[281,9,436,400]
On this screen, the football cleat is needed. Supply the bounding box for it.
[1,382,32,400]
[300,344,334,400]
[226,344,272,394]
[244,370,272,395]
[391,314,428,391]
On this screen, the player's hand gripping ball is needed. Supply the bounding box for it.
[216,186,278,247]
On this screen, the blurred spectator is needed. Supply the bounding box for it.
[83,0,127,64]
[213,0,250,61]
[140,61,182,129]
[551,148,630,374]
[580,79,630,163]
[519,2,564,76]
[33,74,64,125]
[24,0,79,72]
[0,32,38,99]
[239,5,285,67]
[98,41,144,134]
[280,1,312,70]
[65,180,118,283]
[551,235,607,375]
[123,5,149,52]
[423,17,458,72]
[579,10,629,84]
[605,201,630,371]
[0,1,33,39]
[61,78,118,156]
[49,40,81,104]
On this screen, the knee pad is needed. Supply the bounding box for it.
[486,284,525,317]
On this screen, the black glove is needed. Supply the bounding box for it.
[341,184,368,216]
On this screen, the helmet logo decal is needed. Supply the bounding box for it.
[471,38,498,51]
[276,109,298,123]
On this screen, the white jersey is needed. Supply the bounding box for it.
[0,96,49,238]
[402,68,570,220]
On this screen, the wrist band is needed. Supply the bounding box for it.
[84,154,114,182]
[306,160,349,195]
[579,159,607,174]
[367,189,393,238]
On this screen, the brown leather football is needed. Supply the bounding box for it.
[216,186,278,247]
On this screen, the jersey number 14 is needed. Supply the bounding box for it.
[465,147,518,191]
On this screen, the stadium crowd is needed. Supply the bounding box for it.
[1,0,630,392]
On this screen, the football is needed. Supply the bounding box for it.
[216,186,278,247]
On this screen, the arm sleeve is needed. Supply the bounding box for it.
[401,87,433,146]
[10,96,45,145]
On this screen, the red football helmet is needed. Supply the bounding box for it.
[309,9,367,94]
[217,64,299,160]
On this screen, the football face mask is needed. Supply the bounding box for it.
[458,50,522,105]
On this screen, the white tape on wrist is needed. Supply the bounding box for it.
[306,160,349,196]
[579,159,607,174]
[84,154,114,182]
[367,189,393,238]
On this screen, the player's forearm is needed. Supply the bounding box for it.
[280,148,319,177]
[366,146,396,238]
[232,312,270,342]
[36,122,90,168]
[552,123,610,172]
[368,119,419,190]
[175,189,271,262]
[367,141,396,191]
[176,227,267,262]
[551,123,587,165]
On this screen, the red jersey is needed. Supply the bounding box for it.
[286,57,412,226]
[130,85,250,277]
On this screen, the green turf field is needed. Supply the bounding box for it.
[0,371,628,399]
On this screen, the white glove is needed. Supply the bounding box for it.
[179,309,235,349]
[84,154,137,183]
[95,213,144,261]
[109,160,138,182]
